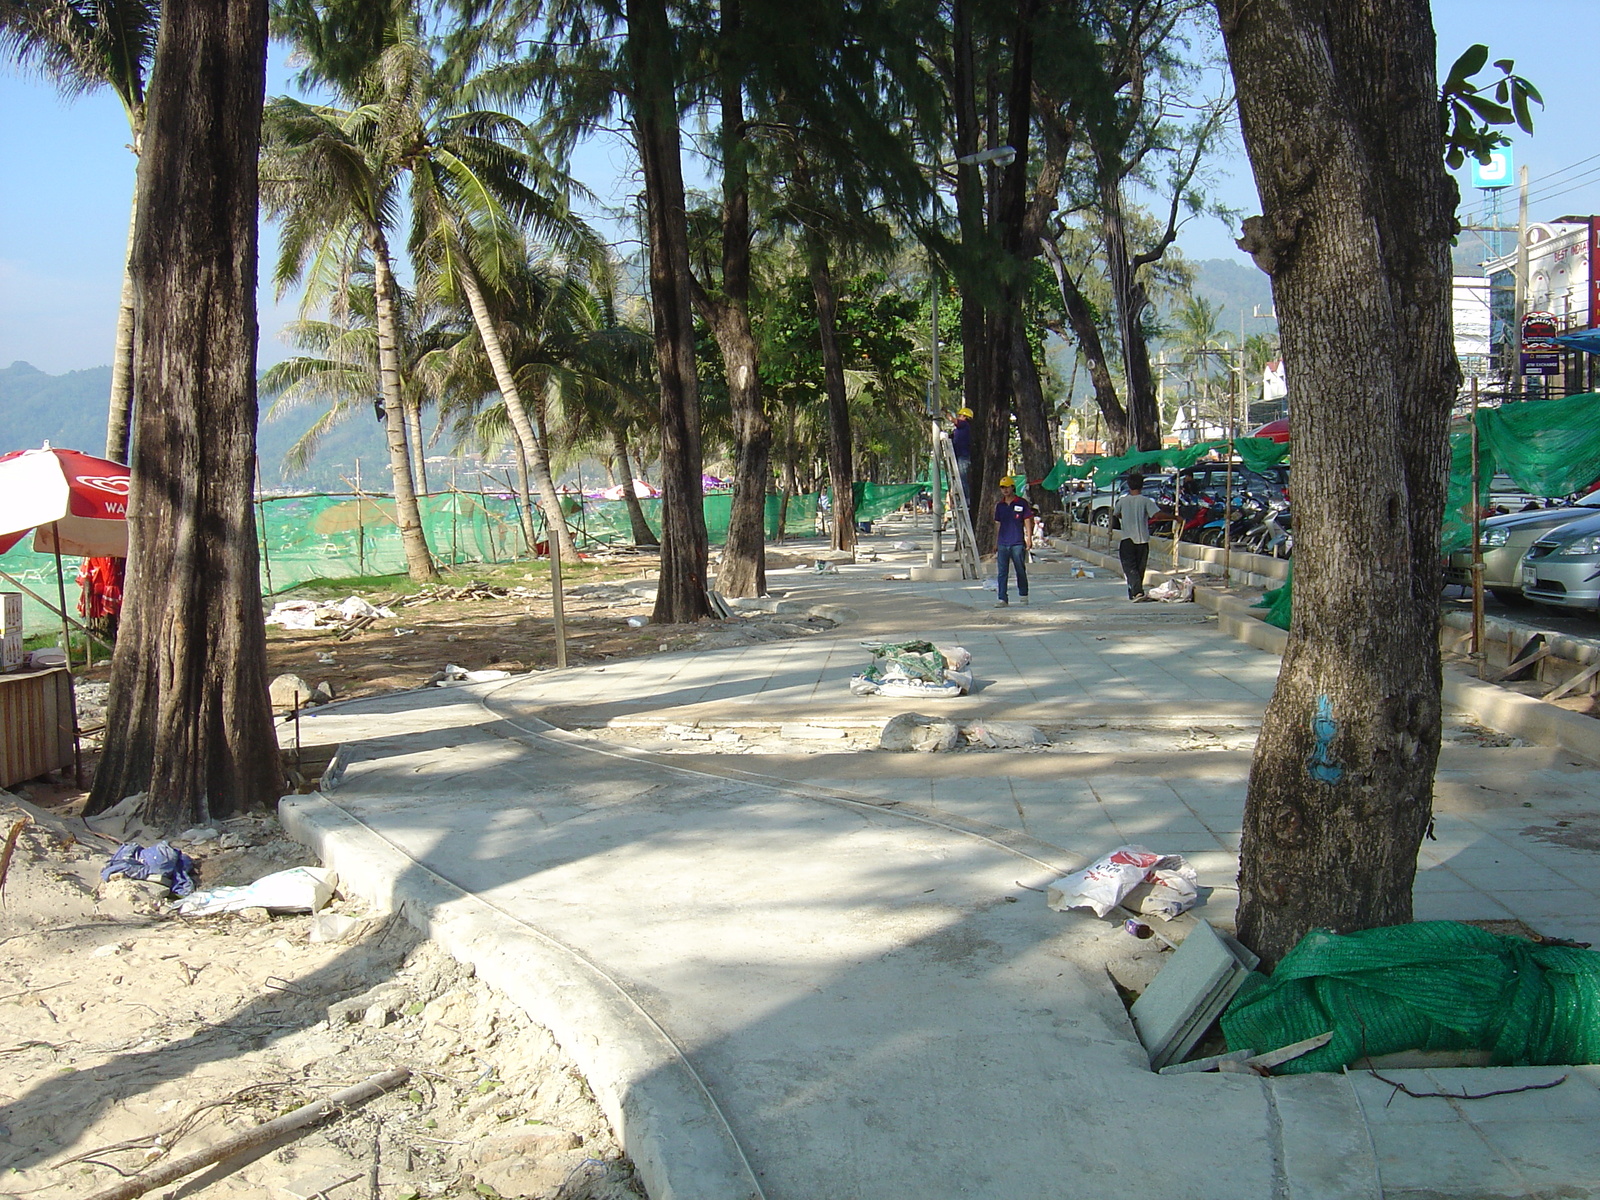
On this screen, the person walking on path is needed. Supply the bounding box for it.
[1112,475,1160,601]
[993,476,1036,607]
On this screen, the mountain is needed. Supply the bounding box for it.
[1179,257,1278,334]
[0,361,113,452]
[0,360,398,491]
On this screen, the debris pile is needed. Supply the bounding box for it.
[850,640,973,698]
[266,595,395,631]
[405,580,538,606]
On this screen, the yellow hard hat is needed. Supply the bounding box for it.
[999,475,1016,488]
[957,407,973,419]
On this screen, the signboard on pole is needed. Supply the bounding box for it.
[1470,147,1514,190]
[1520,310,1561,377]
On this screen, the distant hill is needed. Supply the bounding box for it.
[0,361,113,453]
[1176,257,1278,335]
[0,360,399,491]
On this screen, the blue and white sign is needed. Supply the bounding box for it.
[1470,146,1514,190]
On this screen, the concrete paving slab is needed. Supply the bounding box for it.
[288,521,1600,1200]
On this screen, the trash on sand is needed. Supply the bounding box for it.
[1147,576,1196,603]
[266,596,395,629]
[1222,920,1600,1074]
[1133,919,1259,1071]
[814,561,840,574]
[101,841,200,897]
[1046,845,1198,918]
[431,664,514,686]
[851,640,972,698]
[892,541,920,551]
[175,866,338,916]
[627,616,648,627]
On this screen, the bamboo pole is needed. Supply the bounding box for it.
[254,459,273,595]
[1470,376,1485,677]
[354,458,365,576]
[49,524,73,672]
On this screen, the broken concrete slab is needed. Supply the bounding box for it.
[1130,919,1257,1070]
[879,713,961,752]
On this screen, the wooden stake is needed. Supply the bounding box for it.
[82,1069,410,1200]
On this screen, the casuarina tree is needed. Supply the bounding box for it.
[86,0,282,825]
[1217,0,1537,964]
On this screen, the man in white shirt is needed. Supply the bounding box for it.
[1111,475,1160,601]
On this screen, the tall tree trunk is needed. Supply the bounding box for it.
[1218,0,1457,965]
[370,235,436,582]
[629,0,711,623]
[87,0,280,825]
[803,227,855,554]
[1040,235,1132,454]
[703,12,770,597]
[1011,320,1057,517]
[951,0,996,549]
[456,263,581,563]
[106,188,141,463]
[405,397,428,497]
[1101,179,1161,450]
[612,426,659,547]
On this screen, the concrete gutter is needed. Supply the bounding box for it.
[279,792,765,1200]
[1063,539,1600,765]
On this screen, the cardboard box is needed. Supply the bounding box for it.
[1,629,21,670]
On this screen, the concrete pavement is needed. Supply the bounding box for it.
[285,512,1600,1200]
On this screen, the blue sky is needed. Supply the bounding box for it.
[0,1,1592,375]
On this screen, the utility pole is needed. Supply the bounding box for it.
[1514,164,1530,398]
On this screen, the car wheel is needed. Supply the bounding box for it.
[1092,509,1111,528]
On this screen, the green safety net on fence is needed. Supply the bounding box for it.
[0,485,852,632]
[1476,392,1600,497]
[1041,437,1291,490]
[1222,921,1600,1073]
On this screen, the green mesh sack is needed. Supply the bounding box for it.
[1251,563,1291,630]
[1222,921,1600,1073]
[1441,430,1489,556]
[865,640,947,682]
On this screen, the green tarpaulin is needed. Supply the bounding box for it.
[1223,921,1600,1073]
[1041,437,1291,491]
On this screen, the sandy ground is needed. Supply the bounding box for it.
[0,552,856,1200]
[0,793,649,1200]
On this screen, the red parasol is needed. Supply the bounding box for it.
[0,446,130,557]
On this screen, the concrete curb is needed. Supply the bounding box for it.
[278,792,765,1200]
[1063,539,1600,764]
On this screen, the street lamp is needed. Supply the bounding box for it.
[927,145,1016,574]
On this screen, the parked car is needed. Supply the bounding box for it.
[1444,494,1600,601]
[1520,509,1600,614]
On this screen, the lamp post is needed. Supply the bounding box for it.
[925,145,1016,574]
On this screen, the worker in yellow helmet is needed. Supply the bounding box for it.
[993,476,1036,607]
[950,407,973,498]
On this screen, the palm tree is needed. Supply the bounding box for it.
[1,0,158,462]
[1171,294,1232,432]
[260,91,438,581]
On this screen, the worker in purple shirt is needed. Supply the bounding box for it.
[992,476,1036,607]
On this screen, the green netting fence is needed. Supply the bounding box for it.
[0,483,920,634]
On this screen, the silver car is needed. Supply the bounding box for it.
[1445,495,1600,601]
[1521,509,1600,614]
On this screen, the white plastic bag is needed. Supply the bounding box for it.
[175,866,338,916]
[1046,846,1194,918]
[1147,576,1195,603]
